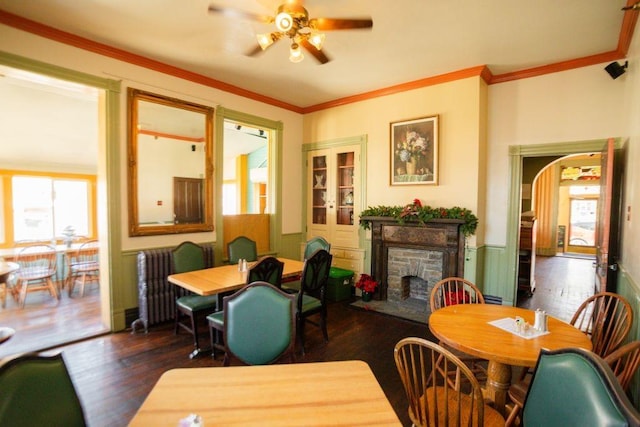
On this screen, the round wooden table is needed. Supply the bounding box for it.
[429,304,592,415]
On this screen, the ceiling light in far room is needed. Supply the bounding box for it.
[605,61,628,79]
[289,42,304,63]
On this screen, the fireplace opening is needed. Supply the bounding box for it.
[400,275,429,301]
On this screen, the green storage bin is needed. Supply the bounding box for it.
[327,267,354,302]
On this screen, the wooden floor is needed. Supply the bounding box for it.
[0,254,597,426]
[47,301,428,427]
[517,254,596,322]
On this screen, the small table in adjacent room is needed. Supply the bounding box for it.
[129,360,401,426]
[0,261,19,309]
[428,304,592,415]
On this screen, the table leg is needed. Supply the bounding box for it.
[484,360,512,416]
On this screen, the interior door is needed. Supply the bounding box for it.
[596,138,623,293]
[174,177,203,224]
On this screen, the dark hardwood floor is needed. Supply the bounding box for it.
[43,300,429,427]
[0,254,597,426]
[517,254,596,322]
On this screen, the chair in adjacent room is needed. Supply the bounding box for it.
[505,291,634,426]
[221,281,296,366]
[13,244,60,308]
[296,248,332,353]
[0,352,87,426]
[521,348,640,426]
[429,277,487,383]
[207,256,284,356]
[394,337,505,427]
[172,241,217,359]
[227,236,257,265]
[66,239,100,297]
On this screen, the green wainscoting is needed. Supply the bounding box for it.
[479,245,514,305]
[279,233,305,260]
[617,265,640,409]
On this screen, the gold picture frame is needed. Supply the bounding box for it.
[390,115,438,185]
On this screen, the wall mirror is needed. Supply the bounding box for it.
[127,88,214,236]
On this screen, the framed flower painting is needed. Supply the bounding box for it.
[390,115,439,185]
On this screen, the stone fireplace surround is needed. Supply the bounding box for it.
[363,217,465,305]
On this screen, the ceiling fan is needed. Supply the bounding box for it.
[208,1,373,64]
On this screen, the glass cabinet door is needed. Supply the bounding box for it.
[311,154,327,225]
[336,151,355,226]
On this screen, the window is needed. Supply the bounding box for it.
[568,185,598,247]
[2,172,95,246]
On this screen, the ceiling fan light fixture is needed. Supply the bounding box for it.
[308,32,325,50]
[289,43,304,63]
[256,33,274,50]
[275,11,293,31]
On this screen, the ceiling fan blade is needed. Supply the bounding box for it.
[300,39,330,64]
[208,4,274,24]
[309,17,373,31]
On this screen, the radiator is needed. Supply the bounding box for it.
[130,244,214,334]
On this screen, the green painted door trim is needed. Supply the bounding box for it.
[214,107,283,266]
[0,50,122,329]
[506,138,623,305]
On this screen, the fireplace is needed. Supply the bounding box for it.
[363,217,465,304]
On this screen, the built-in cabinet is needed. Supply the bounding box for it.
[305,138,366,279]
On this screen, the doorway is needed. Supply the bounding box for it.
[0,63,109,357]
[507,139,622,308]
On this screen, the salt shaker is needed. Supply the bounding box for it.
[238,258,245,272]
[242,259,247,272]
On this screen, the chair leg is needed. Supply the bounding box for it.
[505,402,522,427]
[47,278,59,300]
[190,312,200,350]
[320,310,329,342]
[174,306,181,335]
[19,280,28,309]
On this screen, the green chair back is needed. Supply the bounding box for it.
[224,282,296,365]
[303,236,331,260]
[247,256,284,288]
[227,236,257,264]
[523,348,640,426]
[172,241,205,274]
[299,249,333,302]
[0,352,87,427]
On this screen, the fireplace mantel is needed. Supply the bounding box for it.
[362,216,465,300]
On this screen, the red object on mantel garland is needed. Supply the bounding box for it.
[444,290,470,306]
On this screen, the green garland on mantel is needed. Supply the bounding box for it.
[359,201,478,237]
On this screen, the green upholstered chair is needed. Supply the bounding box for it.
[303,236,331,260]
[296,248,332,353]
[172,241,217,359]
[227,236,257,265]
[221,281,296,366]
[207,256,284,358]
[522,348,640,427]
[282,237,331,293]
[0,352,87,427]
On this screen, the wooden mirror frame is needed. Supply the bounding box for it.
[127,88,214,236]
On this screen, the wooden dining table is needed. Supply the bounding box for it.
[167,257,305,300]
[428,304,592,415]
[128,360,401,426]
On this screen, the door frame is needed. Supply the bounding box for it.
[0,51,121,330]
[507,138,623,304]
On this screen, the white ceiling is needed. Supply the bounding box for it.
[0,0,632,109]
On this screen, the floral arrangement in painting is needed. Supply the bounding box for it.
[355,274,379,294]
[395,130,429,163]
[359,199,479,237]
